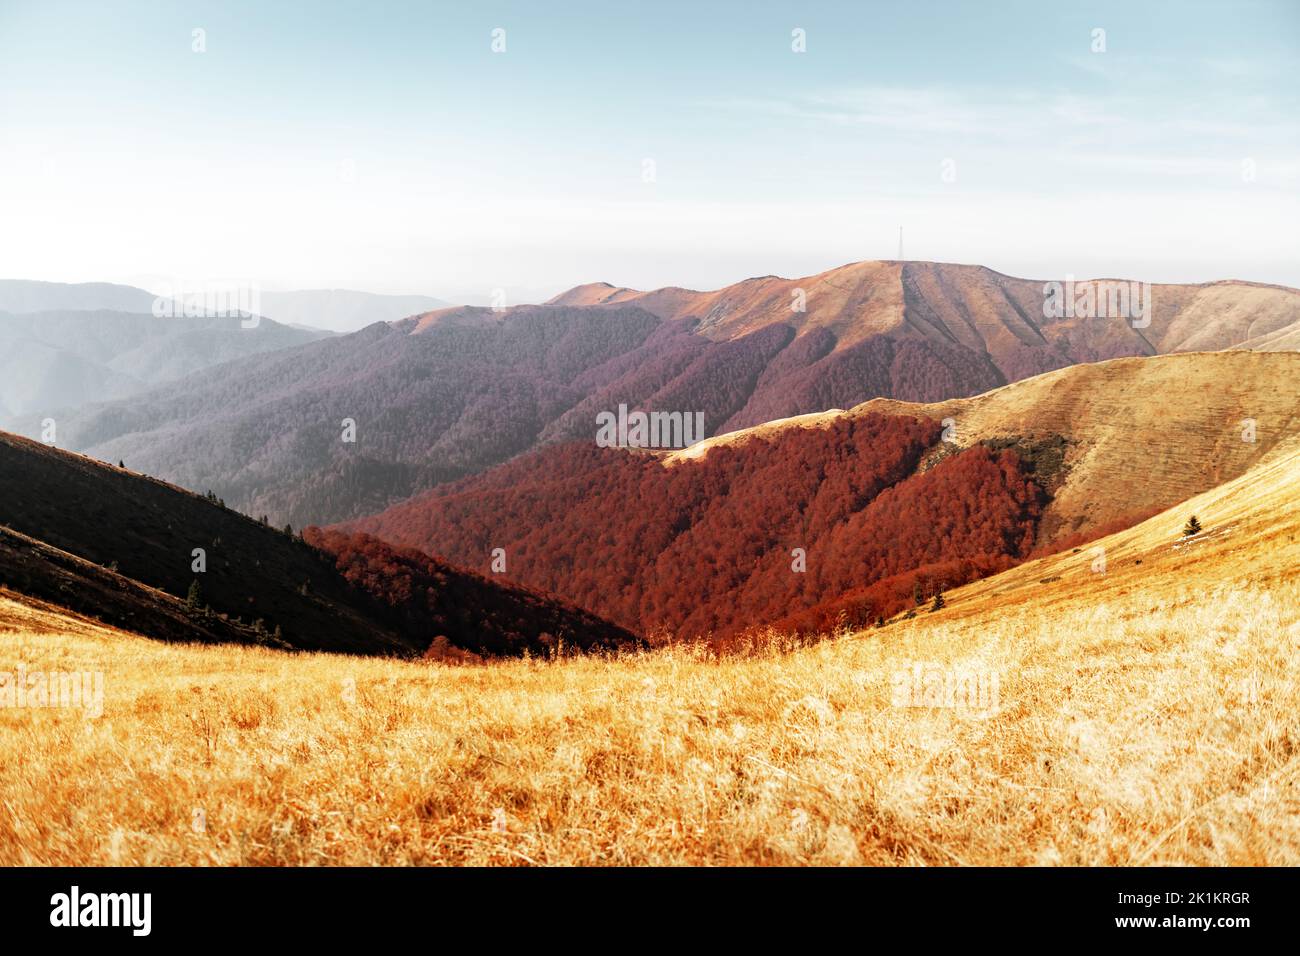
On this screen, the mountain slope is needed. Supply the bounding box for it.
[0,279,157,313]
[0,431,638,657]
[685,350,1300,542]
[28,262,1299,526]
[341,412,1047,640]
[345,351,1300,640]
[918,433,1300,641]
[0,310,329,427]
[553,260,1300,356]
[553,261,1300,429]
[7,434,1295,865]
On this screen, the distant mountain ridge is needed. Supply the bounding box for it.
[0,279,454,332]
[0,309,329,426]
[0,280,460,427]
[21,260,1299,528]
[257,289,454,333]
[553,259,1300,358]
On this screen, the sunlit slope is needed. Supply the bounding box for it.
[931,437,1300,623]
[677,351,1300,542]
[2,440,1296,865]
[552,261,1300,358]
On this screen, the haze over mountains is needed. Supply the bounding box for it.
[0,279,455,332]
[0,310,327,425]
[255,289,453,333]
[24,260,1300,529]
[0,279,461,428]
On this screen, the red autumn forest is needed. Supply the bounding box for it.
[337,412,1049,640]
[302,526,640,657]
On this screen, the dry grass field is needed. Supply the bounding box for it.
[2,447,1297,866]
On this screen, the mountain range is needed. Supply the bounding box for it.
[0,280,459,429]
[0,279,454,331]
[18,261,1300,529]
[3,259,1297,654]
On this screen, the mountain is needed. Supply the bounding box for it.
[0,431,639,657]
[27,304,697,525]
[340,413,1045,641]
[689,349,1300,543]
[0,310,330,426]
[342,351,1300,641]
[257,289,454,333]
[553,260,1300,354]
[5,423,1296,865]
[0,279,158,314]
[26,261,1298,527]
[916,433,1300,628]
[0,279,453,330]
[552,261,1300,428]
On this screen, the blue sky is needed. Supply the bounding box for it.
[1,0,1297,300]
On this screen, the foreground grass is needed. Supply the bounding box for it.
[4,448,1299,866]
[1,571,1296,866]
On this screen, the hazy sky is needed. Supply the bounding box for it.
[1,0,1297,302]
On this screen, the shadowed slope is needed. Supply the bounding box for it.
[0,431,639,657]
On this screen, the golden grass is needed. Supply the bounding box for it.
[2,451,1298,866]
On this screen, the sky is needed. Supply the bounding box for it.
[1,0,1297,303]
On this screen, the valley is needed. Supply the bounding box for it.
[3,437,1295,865]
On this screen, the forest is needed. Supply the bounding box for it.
[345,412,1048,640]
[304,527,640,657]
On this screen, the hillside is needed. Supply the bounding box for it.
[683,351,1300,543]
[343,412,1044,640]
[346,351,1300,640]
[554,262,1300,430]
[0,309,327,426]
[4,441,1295,865]
[0,279,157,314]
[552,260,1300,357]
[0,431,638,657]
[24,261,1299,526]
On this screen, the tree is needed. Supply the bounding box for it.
[930,591,946,612]
[185,579,202,610]
[913,580,924,606]
[1183,515,1202,537]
